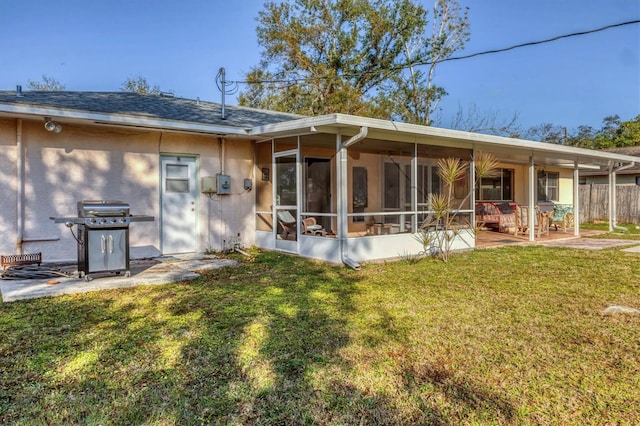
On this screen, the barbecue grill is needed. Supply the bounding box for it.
[50,200,154,281]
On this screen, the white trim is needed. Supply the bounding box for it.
[250,113,640,166]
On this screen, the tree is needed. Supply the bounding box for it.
[379,0,469,124]
[120,75,163,94]
[239,0,469,124]
[445,103,521,137]
[613,115,640,147]
[27,74,66,91]
[523,123,566,144]
[525,115,640,149]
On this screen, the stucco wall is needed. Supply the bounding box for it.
[0,118,256,262]
[0,119,18,255]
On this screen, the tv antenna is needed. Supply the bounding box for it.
[215,67,238,120]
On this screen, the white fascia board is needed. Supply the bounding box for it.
[250,113,640,165]
[0,104,249,136]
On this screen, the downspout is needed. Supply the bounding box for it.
[339,126,368,270]
[218,137,226,174]
[16,119,24,254]
[218,137,226,250]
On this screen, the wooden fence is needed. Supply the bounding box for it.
[578,184,640,224]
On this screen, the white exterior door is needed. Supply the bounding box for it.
[160,155,198,254]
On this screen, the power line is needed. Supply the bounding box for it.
[436,19,640,65]
[229,19,639,86]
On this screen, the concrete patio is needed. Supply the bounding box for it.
[0,254,239,303]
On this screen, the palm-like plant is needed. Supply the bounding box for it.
[419,151,498,261]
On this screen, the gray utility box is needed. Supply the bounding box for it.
[217,174,231,195]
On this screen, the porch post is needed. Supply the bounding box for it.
[411,143,417,233]
[608,162,615,232]
[573,161,580,236]
[470,149,476,230]
[528,156,535,241]
[337,132,347,245]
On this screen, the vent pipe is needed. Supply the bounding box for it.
[219,67,226,120]
[16,85,23,97]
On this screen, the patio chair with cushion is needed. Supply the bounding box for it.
[302,217,326,236]
[276,210,297,240]
[550,203,574,232]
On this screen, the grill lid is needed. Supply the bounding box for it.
[78,200,130,217]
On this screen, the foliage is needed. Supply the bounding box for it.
[239,0,469,124]
[1,247,639,424]
[524,115,640,148]
[418,151,498,261]
[120,75,165,95]
[27,74,66,91]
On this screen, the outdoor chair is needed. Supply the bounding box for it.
[276,210,297,240]
[550,203,574,232]
[301,217,326,236]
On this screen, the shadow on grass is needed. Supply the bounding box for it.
[1,250,515,424]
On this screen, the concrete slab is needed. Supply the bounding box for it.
[540,238,640,251]
[0,255,239,302]
[622,245,640,253]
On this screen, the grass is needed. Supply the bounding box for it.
[1,245,639,425]
[582,222,640,240]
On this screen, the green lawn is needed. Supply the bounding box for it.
[1,245,639,425]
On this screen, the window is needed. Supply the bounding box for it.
[165,164,189,193]
[537,171,559,201]
[476,169,513,201]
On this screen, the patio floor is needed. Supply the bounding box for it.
[475,228,640,252]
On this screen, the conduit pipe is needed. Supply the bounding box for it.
[338,127,368,270]
[16,119,24,254]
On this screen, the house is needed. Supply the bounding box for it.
[1,89,638,268]
[580,146,640,185]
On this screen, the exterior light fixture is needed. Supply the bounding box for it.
[44,117,62,133]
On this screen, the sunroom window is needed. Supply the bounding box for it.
[537,171,559,202]
[476,168,513,201]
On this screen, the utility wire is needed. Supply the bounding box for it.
[436,19,639,65]
[229,19,639,86]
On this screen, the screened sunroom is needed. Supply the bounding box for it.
[250,114,637,268]
[253,129,476,267]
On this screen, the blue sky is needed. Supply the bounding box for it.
[0,0,638,132]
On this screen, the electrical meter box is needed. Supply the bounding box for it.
[217,174,231,195]
[201,176,217,194]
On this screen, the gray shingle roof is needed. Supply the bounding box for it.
[0,90,302,129]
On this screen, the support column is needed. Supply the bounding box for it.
[573,161,580,236]
[528,156,535,242]
[411,143,417,233]
[337,133,347,243]
[608,162,615,232]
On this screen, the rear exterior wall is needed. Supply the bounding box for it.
[0,118,256,262]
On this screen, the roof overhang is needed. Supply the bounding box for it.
[0,103,250,137]
[250,113,640,169]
